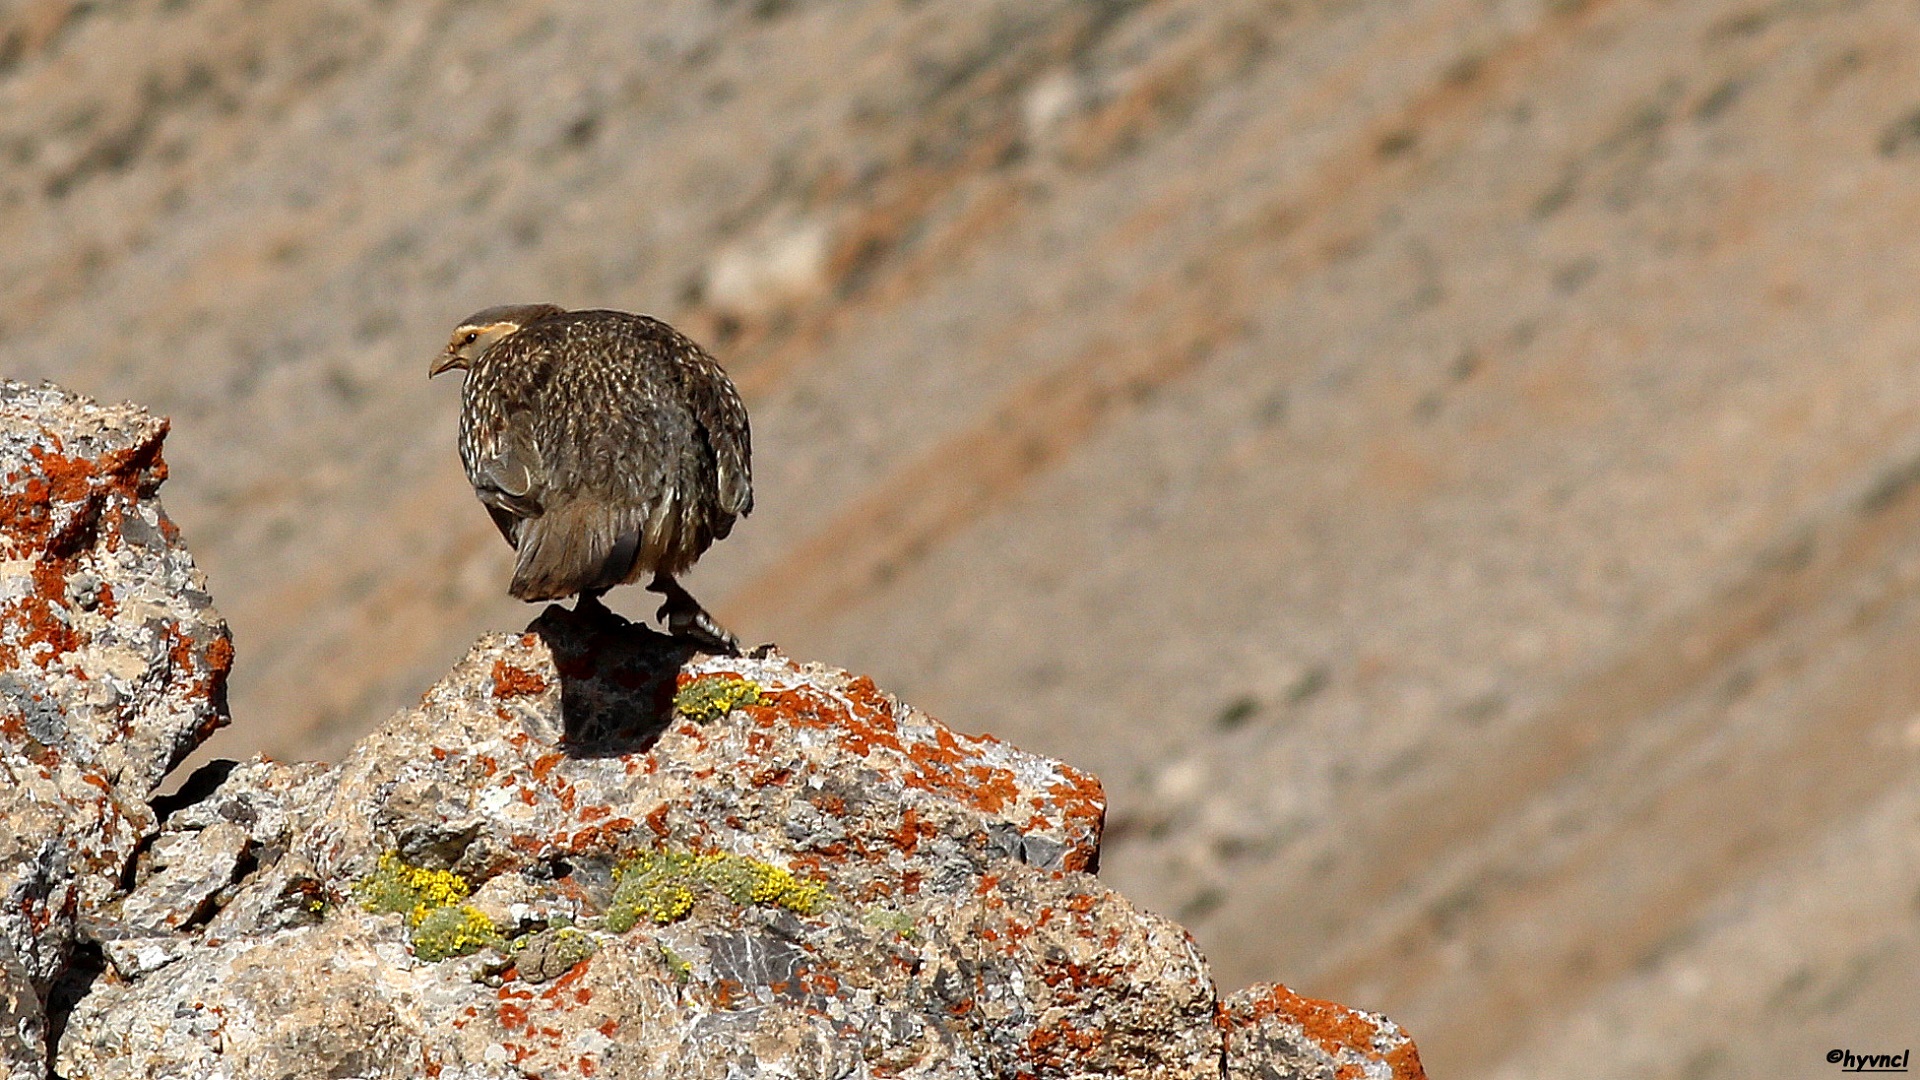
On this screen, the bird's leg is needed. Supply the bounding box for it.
[648,573,741,655]
[574,588,613,621]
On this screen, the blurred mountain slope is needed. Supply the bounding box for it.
[5,0,1920,1075]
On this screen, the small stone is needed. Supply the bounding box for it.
[512,927,599,984]
[67,572,100,610]
[101,936,191,980]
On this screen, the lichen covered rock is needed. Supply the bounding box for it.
[0,382,230,1080]
[1224,982,1427,1080]
[59,614,1227,1078]
[0,382,1423,1080]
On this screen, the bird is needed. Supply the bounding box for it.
[429,303,753,653]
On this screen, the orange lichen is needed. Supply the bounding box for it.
[1027,1017,1102,1065]
[889,807,932,854]
[492,660,551,699]
[536,963,593,1002]
[0,475,53,546]
[165,627,195,672]
[797,969,839,996]
[16,591,81,665]
[205,634,235,675]
[1229,984,1427,1080]
[1038,959,1115,996]
[29,556,65,605]
[842,675,892,715]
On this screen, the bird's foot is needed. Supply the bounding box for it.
[649,574,741,655]
[663,606,742,656]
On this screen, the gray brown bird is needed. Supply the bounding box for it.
[429,304,752,652]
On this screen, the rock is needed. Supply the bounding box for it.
[0,382,230,794]
[0,937,45,1080]
[116,822,251,934]
[509,927,599,985]
[160,757,336,853]
[0,381,1424,1079]
[1223,983,1427,1080]
[58,615,1213,1079]
[90,921,192,983]
[0,382,231,1080]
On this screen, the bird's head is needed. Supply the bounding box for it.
[430,303,566,377]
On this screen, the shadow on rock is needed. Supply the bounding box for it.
[526,601,701,757]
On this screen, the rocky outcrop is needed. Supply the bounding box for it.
[0,382,231,1080]
[2,381,1423,1079]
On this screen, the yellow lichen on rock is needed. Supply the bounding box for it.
[743,862,829,915]
[672,674,763,723]
[355,851,472,923]
[411,904,504,962]
[606,847,828,931]
[353,851,500,960]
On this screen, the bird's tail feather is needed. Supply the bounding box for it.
[509,500,643,602]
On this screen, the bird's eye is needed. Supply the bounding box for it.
[461,331,479,346]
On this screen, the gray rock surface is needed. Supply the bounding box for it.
[0,383,1423,1078]
[0,382,231,1080]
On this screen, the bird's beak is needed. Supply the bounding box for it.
[429,351,463,378]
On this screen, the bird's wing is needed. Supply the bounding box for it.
[686,351,754,520]
[473,416,543,522]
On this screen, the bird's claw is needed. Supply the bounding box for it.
[666,607,742,656]
[650,576,741,654]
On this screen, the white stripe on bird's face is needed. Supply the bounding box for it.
[429,321,525,377]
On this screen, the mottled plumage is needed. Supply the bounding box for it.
[430,304,752,651]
